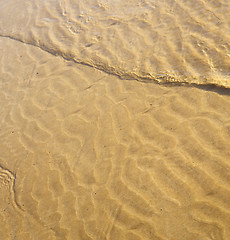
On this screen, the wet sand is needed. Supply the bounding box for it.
[1,0,230,86]
[1,1,230,240]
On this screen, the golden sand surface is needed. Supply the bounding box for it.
[1,0,230,86]
[1,1,230,240]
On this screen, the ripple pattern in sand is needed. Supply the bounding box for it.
[0,0,230,87]
[1,37,230,239]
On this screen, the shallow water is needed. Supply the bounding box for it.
[1,1,230,240]
[1,0,230,86]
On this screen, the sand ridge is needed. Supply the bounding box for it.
[0,0,230,87]
[0,36,230,240]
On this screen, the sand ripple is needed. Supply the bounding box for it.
[0,37,230,239]
[0,0,230,87]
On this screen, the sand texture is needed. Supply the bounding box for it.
[0,0,230,86]
[1,0,230,240]
[1,36,230,240]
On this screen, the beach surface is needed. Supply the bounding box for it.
[1,1,230,240]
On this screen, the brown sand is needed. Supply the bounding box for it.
[1,1,230,240]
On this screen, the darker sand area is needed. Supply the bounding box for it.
[1,37,230,240]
